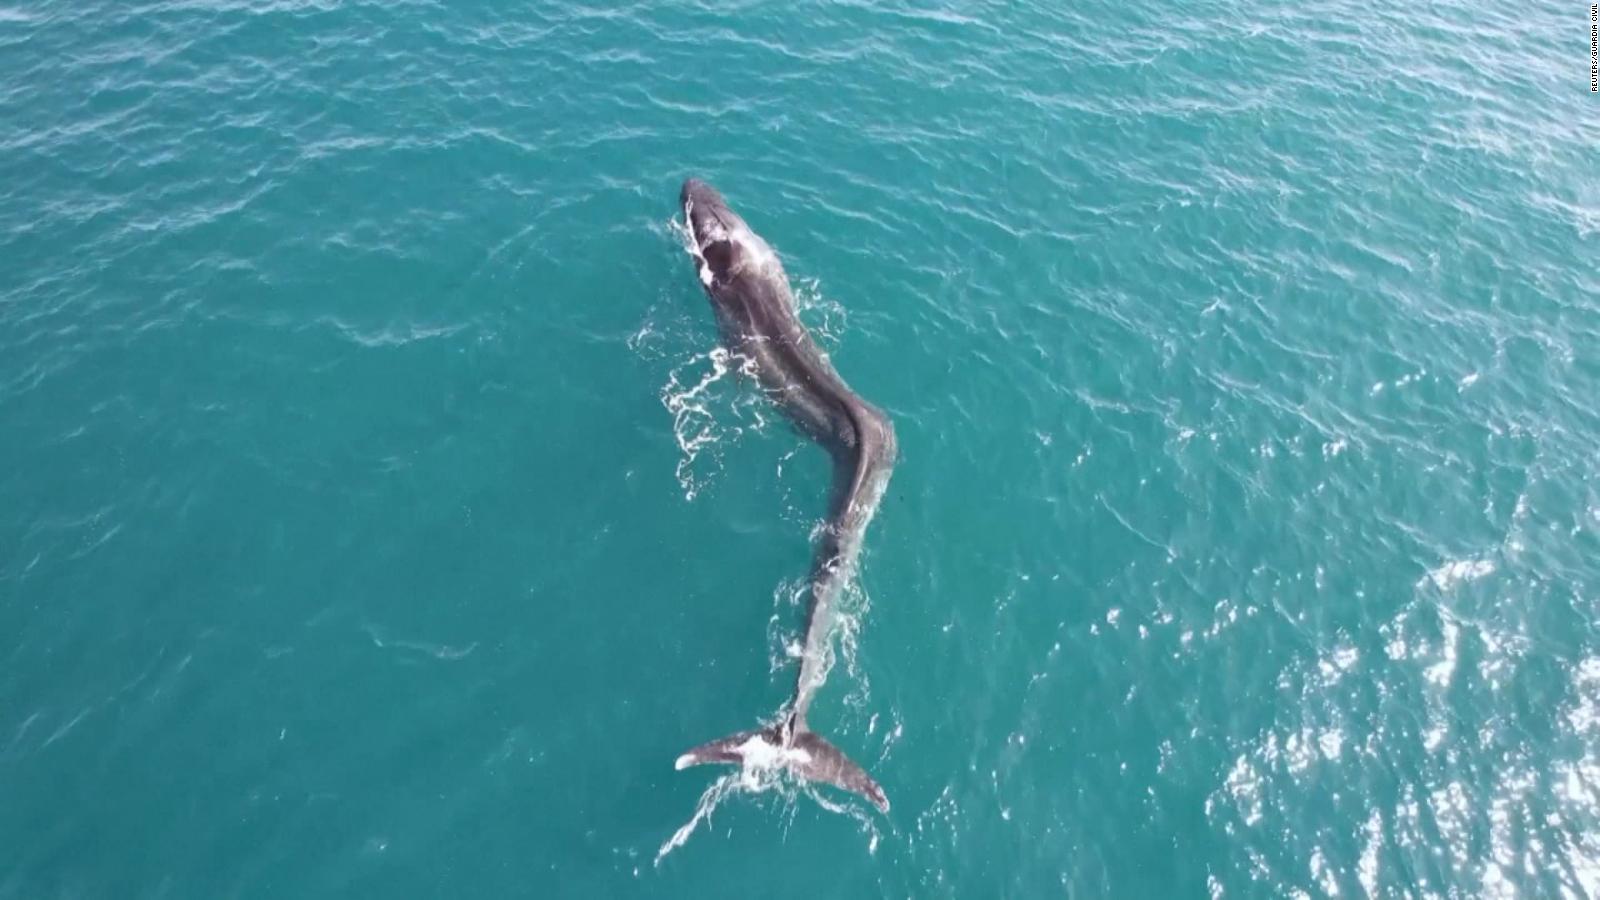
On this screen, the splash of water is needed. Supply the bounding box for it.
[791,276,848,348]
[655,772,741,864]
[659,346,760,500]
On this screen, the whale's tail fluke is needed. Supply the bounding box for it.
[675,720,889,813]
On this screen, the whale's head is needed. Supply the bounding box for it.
[680,178,775,289]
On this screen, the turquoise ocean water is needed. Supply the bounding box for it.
[3,0,1598,895]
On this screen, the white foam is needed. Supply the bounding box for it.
[1385,635,1408,660]
[1565,657,1600,732]
[1425,617,1460,688]
[1309,847,1338,897]
[1317,728,1344,760]
[735,733,811,769]
[1358,809,1382,896]
[1419,558,1495,591]
[1423,720,1448,752]
[1222,753,1263,825]
[1284,730,1316,774]
[1318,644,1358,683]
[656,773,738,864]
[659,347,759,500]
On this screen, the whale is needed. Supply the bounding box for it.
[673,178,896,813]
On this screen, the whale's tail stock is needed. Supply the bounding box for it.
[674,716,889,813]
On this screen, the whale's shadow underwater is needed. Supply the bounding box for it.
[672,178,896,814]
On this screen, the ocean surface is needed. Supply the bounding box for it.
[3,0,1597,896]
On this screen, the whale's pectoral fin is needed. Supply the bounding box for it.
[790,730,890,813]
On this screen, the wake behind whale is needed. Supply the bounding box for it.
[670,178,897,817]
